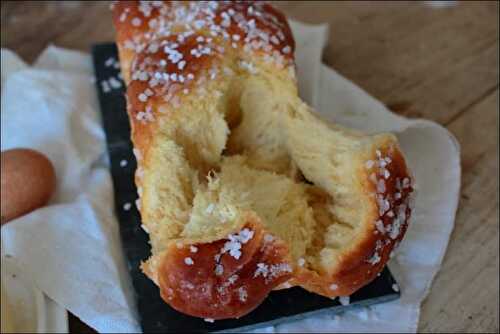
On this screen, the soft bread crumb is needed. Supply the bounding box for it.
[113,0,414,319]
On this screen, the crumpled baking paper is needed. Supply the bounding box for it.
[0,20,460,333]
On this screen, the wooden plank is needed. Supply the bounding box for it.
[274,1,499,125]
[0,1,112,63]
[419,89,499,333]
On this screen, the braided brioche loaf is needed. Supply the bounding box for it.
[112,1,414,320]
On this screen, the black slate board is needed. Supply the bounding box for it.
[91,42,400,333]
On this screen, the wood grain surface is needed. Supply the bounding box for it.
[1,1,498,333]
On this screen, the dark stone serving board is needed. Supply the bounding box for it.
[91,42,400,333]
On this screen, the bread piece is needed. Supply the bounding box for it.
[152,216,293,319]
[112,1,414,319]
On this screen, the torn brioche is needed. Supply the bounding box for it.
[112,0,414,320]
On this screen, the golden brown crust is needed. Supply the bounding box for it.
[156,217,292,319]
[112,0,296,182]
[293,141,413,298]
[112,1,294,84]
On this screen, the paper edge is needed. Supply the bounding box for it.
[33,44,93,74]
[398,120,462,302]
[290,20,329,108]
[1,48,29,89]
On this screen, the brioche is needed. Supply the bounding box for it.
[112,0,414,320]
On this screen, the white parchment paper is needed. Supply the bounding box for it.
[0,21,460,333]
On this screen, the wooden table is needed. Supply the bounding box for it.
[1,1,498,333]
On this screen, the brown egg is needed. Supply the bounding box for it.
[1,148,56,225]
